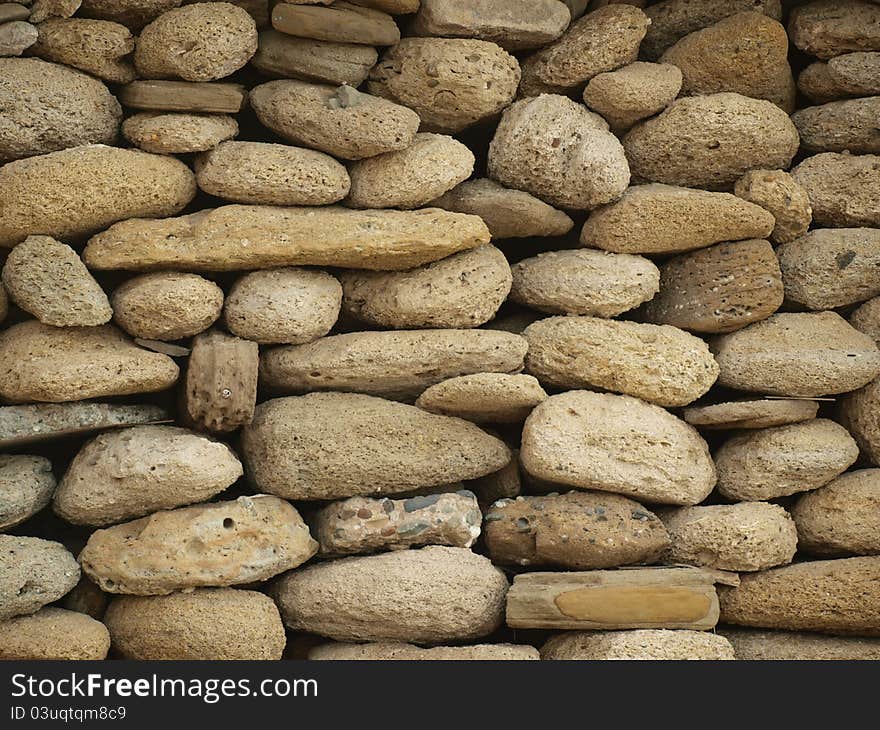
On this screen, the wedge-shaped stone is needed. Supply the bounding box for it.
[521,391,716,505]
[83,205,490,272]
[310,642,538,660]
[415,373,547,423]
[788,0,880,59]
[241,393,512,500]
[0,536,79,620]
[0,607,110,661]
[682,399,819,430]
[541,629,734,660]
[0,455,55,532]
[791,153,880,228]
[733,169,812,244]
[721,628,880,660]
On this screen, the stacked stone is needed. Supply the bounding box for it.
[0,0,879,662]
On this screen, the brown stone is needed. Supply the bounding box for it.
[31,18,135,83]
[791,152,880,228]
[118,80,249,113]
[78,0,183,30]
[252,29,377,85]
[582,62,682,131]
[828,51,880,96]
[271,1,400,45]
[682,399,819,430]
[415,373,547,423]
[788,0,880,59]
[840,377,880,465]
[0,455,55,531]
[793,97,880,155]
[0,607,109,660]
[850,297,880,346]
[733,169,812,244]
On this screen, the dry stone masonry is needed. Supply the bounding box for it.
[1,0,879,661]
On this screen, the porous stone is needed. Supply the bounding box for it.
[415,373,547,423]
[793,97,880,155]
[271,1,400,46]
[346,133,474,209]
[788,0,880,59]
[518,5,649,96]
[122,112,239,154]
[721,628,880,660]
[710,311,880,397]
[792,469,880,557]
[719,556,880,635]
[623,93,800,190]
[2,236,111,327]
[368,38,520,133]
[250,80,420,159]
[78,0,183,29]
[643,239,784,334]
[241,393,511,500]
[581,184,775,255]
[429,179,573,239]
[135,2,258,81]
[310,642,539,660]
[29,0,79,22]
[733,169,812,244]
[53,425,242,526]
[112,272,223,341]
[840,377,880,464]
[339,245,511,329]
[520,390,716,506]
[0,607,110,660]
[660,503,797,572]
[660,12,795,112]
[510,249,658,317]
[104,588,286,660]
[797,61,847,104]
[851,297,880,345]
[272,546,508,643]
[682,399,819,430]
[714,419,859,501]
[84,206,490,272]
[791,152,880,228]
[541,630,735,660]
[827,51,880,96]
[523,316,719,408]
[0,455,55,531]
[31,18,135,83]
[261,329,527,401]
[0,19,37,55]
[0,145,196,248]
[80,495,317,595]
[582,62,682,131]
[0,535,79,620]
[0,321,179,403]
[0,58,120,163]
[484,491,669,570]
[313,491,482,555]
[196,140,350,205]
[488,94,630,210]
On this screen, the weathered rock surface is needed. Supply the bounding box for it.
[271,1,400,46]
[415,373,547,423]
[582,61,682,131]
[733,169,812,244]
[541,630,735,660]
[788,0,880,59]
[850,297,880,345]
[0,455,55,532]
[795,97,880,157]
[827,51,880,96]
[78,0,183,30]
[119,79,248,113]
[791,152,880,228]
[0,20,37,56]
[0,535,79,620]
[0,607,110,660]
[32,18,135,83]
[841,377,880,465]
[721,628,880,660]
[682,399,819,430]
[310,642,538,660]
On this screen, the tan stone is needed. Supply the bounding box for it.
[104,588,286,659]
[733,169,812,244]
[271,1,399,46]
[682,399,819,430]
[272,546,508,643]
[118,80,248,113]
[721,628,880,660]
[0,455,55,531]
[241,393,511,500]
[32,18,135,83]
[348,0,417,13]
[0,607,109,660]
[791,153,880,228]
[521,390,716,505]
[465,451,521,509]
[851,297,880,345]
[582,62,682,131]
[0,19,37,55]
[415,373,547,423]
[122,112,239,154]
[29,0,79,23]
[310,642,538,660]
[828,51,880,96]
[0,321,179,403]
[788,0,880,59]
[541,630,735,660]
[793,97,880,155]
[841,377,880,465]
[798,61,847,104]
[78,0,183,29]
[61,577,107,620]
[0,535,79,620]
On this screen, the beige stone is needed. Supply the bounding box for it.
[722,628,880,660]
[484,491,669,570]
[84,205,490,272]
[53,425,242,526]
[581,184,775,255]
[518,5,649,96]
[415,373,547,423]
[788,0,880,59]
[196,140,350,205]
[711,312,880,397]
[733,169,812,244]
[488,94,629,210]
[523,316,718,408]
[0,535,79,619]
[118,80,248,113]
[340,245,510,329]
[798,61,848,104]
[791,153,880,228]
[368,38,520,133]
[793,98,880,155]
[0,19,37,55]
[851,297,880,345]
[841,377,880,465]
[510,248,658,317]
[682,399,819,430]
[0,607,109,660]
[260,329,527,401]
[251,80,419,160]
[828,51,880,96]
[122,112,239,154]
[541,630,735,660]
[521,391,716,506]
[271,1,399,46]
[719,556,880,635]
[112,272,223,341]
[310,642,538,660]
[582,62,682,131]
[80,495,317,595]
[241,393,511,500]
[32,18,135,83]
[78,0,183,29]
[272,546,508,643]
[104,588,286,659]
[29,0,79,22]
[0,321,179,403]
[0,455,55,531]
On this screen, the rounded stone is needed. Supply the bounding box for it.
[53,425,243,526]
[682,399,819,430]
[792,97,880,155]
[520,390,716,506]
[31,18,136,83]
[78,0,183,29]
[0,607,110,660]
[0,535,79,620]
[104,588,286,660]
[195,140,350,205]
[850,297,880,345]
[368,38,520,133]
[339,245,511,329]
[0,19,37,56]
[827,52,880,96]
[541,630,735,660]
[134,2,258,82]
[791,152,880,228]
[415,373,548,423]
[798,61,847,104]
[840,377,880,465]
[622,93,800,190]
[523,316,719,408]
[310,642,539,660]
[582,61,682,131]
[488,94,630,210]
[250,80,420,160]
[721,628,880,660]
[111,272,224,341]
[660,503,798,572]
[733,169,812,244]
[224,267,341,345]
[0,455,55,531]
[788,0,880,59]
[122,112,239,154]
[0,58,120,164]
[272,546,508,643]
[714,419,859,501]
[346,133,473,209]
